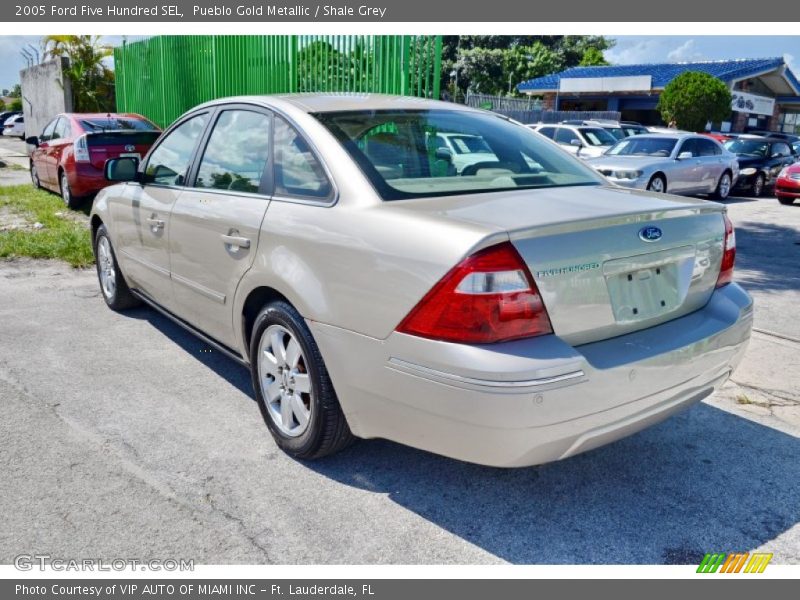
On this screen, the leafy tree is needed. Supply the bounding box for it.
[10,98,22,111]
[442,35,614,99]
[0,99,5,112]
[580,47,609,66]
[41,35,115,112]
[657,71,732,132]
[9,84,21,98]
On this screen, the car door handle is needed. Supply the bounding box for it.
[221,234,251,249]
[146,217,164,230]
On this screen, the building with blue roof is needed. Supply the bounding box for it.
[517,57,800,133]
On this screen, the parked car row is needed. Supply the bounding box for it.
[26,112,161,208]
[526,119,799,202]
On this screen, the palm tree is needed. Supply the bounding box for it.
[41,35,116,112]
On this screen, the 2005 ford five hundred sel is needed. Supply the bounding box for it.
[90,94,753,467]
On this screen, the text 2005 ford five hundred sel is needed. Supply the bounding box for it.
[90,94,753,467]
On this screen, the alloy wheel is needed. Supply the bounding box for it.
[258,324,313,437]
[96,236,116,300]
[61,173,71,206]
[718,173,731,199]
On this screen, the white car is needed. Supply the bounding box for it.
[3,114,24,139]
[529,123,617,159]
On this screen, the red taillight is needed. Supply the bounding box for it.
[397,242,553,344]
[73,134,90,163]
[716,214,736,288]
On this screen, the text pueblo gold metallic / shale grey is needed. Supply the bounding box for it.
[192,5,389,17]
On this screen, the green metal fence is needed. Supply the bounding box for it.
[115,35,443,127]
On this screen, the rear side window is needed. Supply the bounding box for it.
[144,113,209,186]
[273,116,332,200]
[696,138,721,156]
[194,110,271,194]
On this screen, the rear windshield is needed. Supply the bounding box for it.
[314,109,603,201]
[80,117,158,132]
[578,127,617,146]
[607,137,677,157]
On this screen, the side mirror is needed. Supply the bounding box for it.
[25,136,39,147]
[570,139,583,147]
[677,151,693,160]
[435,147,453,161]
[105,157,140,182]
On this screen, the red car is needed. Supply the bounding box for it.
[775,162,800,206]
[28,113,161,208]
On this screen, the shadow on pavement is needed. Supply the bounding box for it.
[734,219,800,293]
[125,306,253,396]
[302,404,799,564]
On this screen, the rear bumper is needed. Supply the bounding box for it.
[311,283,753,467]
[68,164,108,197]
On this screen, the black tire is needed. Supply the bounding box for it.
[30,162,41,189]
[647,174,667,193]
[751,173,765,198]
[250,300,355,460]
[713,171,732,200]
[778,196,796,206]
[60,171,82,209]
[93,224,141,311]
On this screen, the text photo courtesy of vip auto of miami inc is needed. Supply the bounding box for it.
[0,30,798,584]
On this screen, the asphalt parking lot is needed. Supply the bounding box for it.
[0,135,798,565]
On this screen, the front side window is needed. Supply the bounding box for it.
[194,110,271,194]
[315,109,603,201]
[144,113,208,186]
[772,143,791,157]
[273,116,332,200]
[555,128,579,145]
[53,117,70,140]
[40,119,57,141]
[537,127,556,139]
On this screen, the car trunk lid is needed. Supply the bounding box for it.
[393,184,727,345]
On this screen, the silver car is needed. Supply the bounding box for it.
[91,94,752,467]
[586,133,739,198]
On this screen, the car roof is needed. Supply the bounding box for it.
[192,93,485,115]
[618,132,696,140]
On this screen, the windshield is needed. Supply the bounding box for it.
[604,127,626,140]
[607,137,677,157]
[314,109,603,201]
[579,127,617,146]
[724,139,769,157]
[80,117,158,132]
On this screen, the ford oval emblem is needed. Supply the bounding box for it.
[639,226,662,242]
[124,144,136,152]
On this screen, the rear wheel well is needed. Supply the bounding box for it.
[242,286,292,356]
[90,215,103,242]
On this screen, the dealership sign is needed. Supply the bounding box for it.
[731,91,775,116]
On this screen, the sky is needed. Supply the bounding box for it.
[2,35,800,92]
